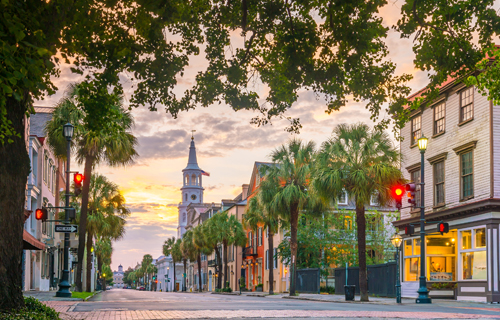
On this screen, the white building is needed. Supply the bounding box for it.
[395,78,500,303]
[113,265,124,288]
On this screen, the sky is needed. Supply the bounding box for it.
[38,2,442,271]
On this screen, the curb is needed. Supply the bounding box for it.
[83,290,102,301]
[211,292,240,296]
[282,296,395,305]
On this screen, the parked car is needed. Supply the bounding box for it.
[136,286,145,290]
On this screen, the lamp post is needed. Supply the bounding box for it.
[167,266,170,292]
[416,135,431,304]
[391,234,403,304]
[56,123,74,297]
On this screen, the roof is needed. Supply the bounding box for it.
[183,138,201,170]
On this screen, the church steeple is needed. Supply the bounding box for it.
[184,137,201,170]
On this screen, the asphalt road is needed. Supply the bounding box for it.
[76,288,500,317]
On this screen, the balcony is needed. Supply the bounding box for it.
[242,246,258,258]
[208,259,217,267]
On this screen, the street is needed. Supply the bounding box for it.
[41,289,500,319]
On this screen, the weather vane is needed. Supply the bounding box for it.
[191,130,196,140]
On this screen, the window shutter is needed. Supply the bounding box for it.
[274,248,278,269]
[265,250,268,270]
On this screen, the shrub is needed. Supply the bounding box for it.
[255,283,263,288]
[320,286,335,294]
[0,297,62,320]
[222,287,232,293]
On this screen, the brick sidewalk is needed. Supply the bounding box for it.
[41,301,500,320]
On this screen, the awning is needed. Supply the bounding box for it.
[23,230,45,250]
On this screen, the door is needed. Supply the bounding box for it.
[208,271,212,291]
[30,254,35,290]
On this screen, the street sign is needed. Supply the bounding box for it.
[55,225,78,233]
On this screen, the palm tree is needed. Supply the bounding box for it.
[312,123,402,301]
[141,254,154,290]
[45,83,137,291]
[180,230,197,291]
[163,237,178,291]
[203,215,226,289]
[95,238,112,281]
[213,211,248,289]
[193,225,210,292]
[263,138,316,296]
[244,176,281,294]
[171,239,183,291]
[84,174,129,291]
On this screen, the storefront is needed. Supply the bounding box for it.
[396,209,500,303]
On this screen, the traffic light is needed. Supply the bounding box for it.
[437,222,449,235]
[406,183,417,205]
[35,207,48,222]
[404,225,415,236]
[392,185,405,209]
[74,173,84,196]
[155,280,158,283]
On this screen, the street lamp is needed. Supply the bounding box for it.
[167,266,170,292]
[416,135,431,304]
[56,123,74,297]
[391,234,403,304]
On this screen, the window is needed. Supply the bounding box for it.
[343,215,353,230]
[411,115,421,145]
[367,215,382,234]
[460,87,474,122]
[410,170,421,209]
[249,232,252,247]
[258,227,262,246]
[459,227,486,280]
[370,192,379,206]
[404,238,421,281]
[434,102,445,135]
[338,191,348,205]
[426,232,457,281]
[461,151,473,199]
[44,155,48,183]
[434,161,445,206]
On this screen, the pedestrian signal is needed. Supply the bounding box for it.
[35,208,48,222]
[404,225,414,236]
[74,173,84,196]
[437,222,449,235]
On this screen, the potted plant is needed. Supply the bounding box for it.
[427,282,457,299]
[255,283,263,292]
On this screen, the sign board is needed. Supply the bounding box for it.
[430,272,453,281]
[55,225,78,233]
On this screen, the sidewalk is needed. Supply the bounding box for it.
[24,291,83,302]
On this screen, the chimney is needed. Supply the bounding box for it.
[242,184,249,200]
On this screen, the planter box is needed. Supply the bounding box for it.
[255,286,263,292]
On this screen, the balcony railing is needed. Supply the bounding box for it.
[242,246,258,258]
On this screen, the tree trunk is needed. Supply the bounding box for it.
[197,253,202,292]
[75,154,94,292]
[0,95,30,310]
[289,204,299,296]
[215,247,222,289]
[86,229,93,292]
[268,231,274,295]
[355,204,368,301]
[173,260,176,292]
[223,241,228,288]
[183,259,187,291]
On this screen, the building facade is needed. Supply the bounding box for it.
[113,265,124,288]
[395,80,500,303]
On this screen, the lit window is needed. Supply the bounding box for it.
[460,227,486,280]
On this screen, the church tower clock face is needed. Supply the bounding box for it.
[191,194,197,201]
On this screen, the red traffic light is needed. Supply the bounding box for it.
[392,185,404,209]
[393,186,404,197]
[35,208,48,221]
[74,173,84,185]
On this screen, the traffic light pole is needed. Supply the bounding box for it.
[56,138,72,297]
[416,149,431,304]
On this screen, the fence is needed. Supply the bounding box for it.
[334,262,396,297]
[296,268,320,294]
